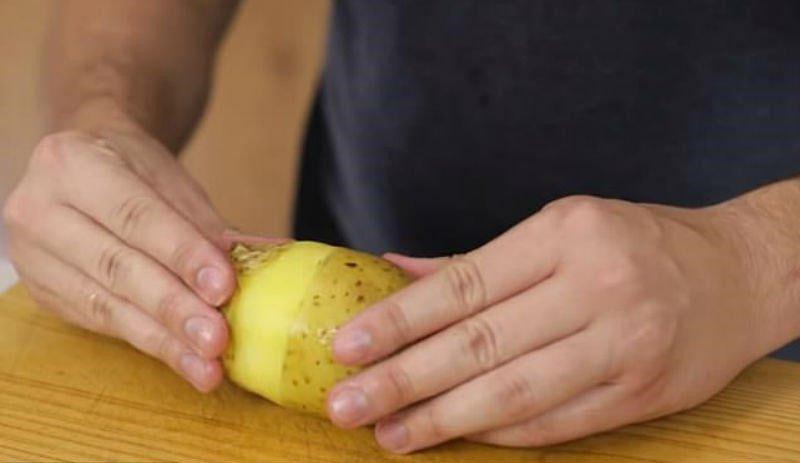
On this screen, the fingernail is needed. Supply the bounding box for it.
[334,329,372,361]
[376,419,409,451]
[184,317,216,352]
[329,387,369,424]
[196,266,226,304]
[180,353,209,387]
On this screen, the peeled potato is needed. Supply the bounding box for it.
[222,241,410,415]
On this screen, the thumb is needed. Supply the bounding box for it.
[383,253,449,278]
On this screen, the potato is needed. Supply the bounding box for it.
[222,241,410,415]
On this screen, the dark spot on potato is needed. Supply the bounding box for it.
[345,262,357,268]
[304,376,311,385]
[319,387,326,393]
[345,369,354,375]
[355,280,362,287]
[292,379,299,386]
[315,360,321,366]
[357,295,365,302]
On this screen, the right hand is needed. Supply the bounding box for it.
[3,115,238,392]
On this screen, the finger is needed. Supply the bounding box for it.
[327,276,589,427]
[50,135,235,306]
[372,327,610,453]
[9,236,100,333]
[334,214,561,365]
[19,273,114,336]
[14,244,222,392]
[467,384,633,447]
[93,131,230,247]
[29,205,227,358]
[382,254,447,278]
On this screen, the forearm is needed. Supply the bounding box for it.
[714,177,800,351]
[46,0,239,151]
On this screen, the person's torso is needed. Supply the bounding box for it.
[309,0,800,256]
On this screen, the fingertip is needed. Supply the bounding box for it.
[196,359,224,393]
[332,326,373,365]
[179,353,223,393]
[186,311,229,359]
[375,418,411,454]
[195,262,236,306]
[326,383,370,428]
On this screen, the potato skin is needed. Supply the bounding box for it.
[224,242,411,415]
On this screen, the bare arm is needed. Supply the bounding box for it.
[47,0,240,150]
[4,1,249,393]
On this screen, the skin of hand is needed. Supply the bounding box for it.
[327,191,800,453]
[2,114,247,392]
[1,1,243,392]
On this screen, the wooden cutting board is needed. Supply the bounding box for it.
[2,284,800,462]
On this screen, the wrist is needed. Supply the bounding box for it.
[706,192,800,353]
[52,96,143,135]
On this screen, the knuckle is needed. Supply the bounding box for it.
[86,289,114,333]
[2,190,28,228]
[384,301,414,346]
[170,239,206,278]
[30,131,89,171]
[494,373,536,417]
[97,245,132,289]
[630,305,675,355]
[443,257,487,315]
[384,362,416,404]
[551,196,610,233]
[29,133,65,170]
[616,304,677,375]
[520,421,559,448]
[113,195,157,238]
[424,405,451,442]
[137,325,175,365]
[155,331,175,364]
[458,317,501,372]
[156,290,186,328]
[594,254,645,294]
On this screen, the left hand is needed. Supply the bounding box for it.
[326,196,781,452]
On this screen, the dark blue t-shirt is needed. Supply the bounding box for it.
[293,1,800,358]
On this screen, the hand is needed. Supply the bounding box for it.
[3,116,239,392]
[327,196,777,452]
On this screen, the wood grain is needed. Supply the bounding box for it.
[1,284,799,462]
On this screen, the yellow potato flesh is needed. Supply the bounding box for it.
[222,241,410,415]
